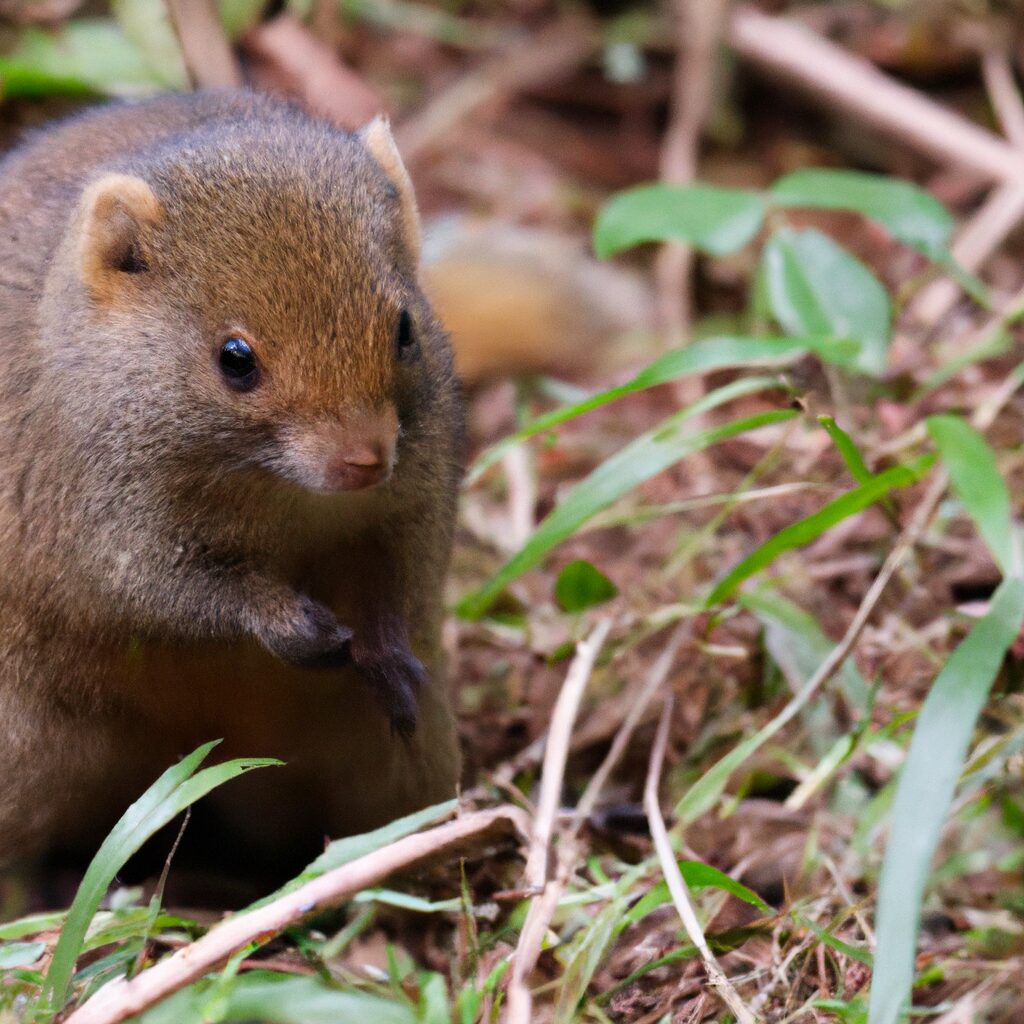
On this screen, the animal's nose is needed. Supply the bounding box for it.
[324,440,392,491]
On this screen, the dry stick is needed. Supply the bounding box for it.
[727,6,1023,182]
[164,0,242,88]
[644,697,760,1024]
[395,15,596,163]
[507,619,611,1024]
[655,0,731,339]
[65,806,530,1024]
[912,48,1024,325]
[522,619,612,889]
[506,622,689,1024]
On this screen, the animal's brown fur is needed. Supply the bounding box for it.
[0,90,463,874]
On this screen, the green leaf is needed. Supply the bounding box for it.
[133,970,417,1024]
[467,335,857,484]
[868,577,1024,1024]
[0,941,46,969]
[763,228,892,375]
[458,395,799,620]
[818,415,874,485]
[927,415,1017,576]
[0,20,167,98]
[770,169,954,259]
[706,455,935,607]
[39,742,280,1015]
[594,183,765,258]
[555,560,618,612]
[624,861,773,928]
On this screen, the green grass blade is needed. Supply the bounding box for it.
[457,398,799,619]
[705,455,935,607]
[818,415,874,485]
[39,742,280,1015]
[926,415,1017,576]
[867,577,1024,1024]
[467,335,853,484]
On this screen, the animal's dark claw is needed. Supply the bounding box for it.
[352,646,426,738]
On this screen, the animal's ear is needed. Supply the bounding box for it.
[77,173,162,299]
[359,115,421,266]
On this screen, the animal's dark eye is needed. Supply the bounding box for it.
[395,309,417,360]
[218,336,259,390]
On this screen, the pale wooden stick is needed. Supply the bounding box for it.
[982,48,1024,148]
[66,806,529,1024]
[507,619,612,1024]
[164,0,242,88]
[644,697,760,1024]
[911,48,1024,324]
[727,6,1024,183]
[523,618,611,891]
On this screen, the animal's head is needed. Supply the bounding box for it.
[51,110,451,496]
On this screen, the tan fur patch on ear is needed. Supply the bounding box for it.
[78,173,162,300]
[359,115,422,267]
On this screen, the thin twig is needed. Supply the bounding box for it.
[644,696,760,1024]
[523,619,611,891]
[507,619,611,1024]
[66,807,529,1024]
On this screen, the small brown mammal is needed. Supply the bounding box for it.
[0,91,462,874]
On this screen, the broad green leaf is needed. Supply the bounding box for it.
[594,183,765,258]
[0,940,46,969]
[468,335,857,484]
[763,228,892,375]
[40,742,279,1014]
[133,970,417,1024]
[623,861,773,927]
[868,577,1024,1024]
[771,169,954,259]
[458,394,799,619]
[927,415,1017,576]
[705,456,935,607]
[111,0,189,88]
[0,20,166,98]
[555,560,618,612]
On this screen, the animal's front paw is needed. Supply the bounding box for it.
[352,646,427,739]
[258,594,353,669]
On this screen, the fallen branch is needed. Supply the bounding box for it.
[727,6,1024,183]
[66,806,529,1024]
